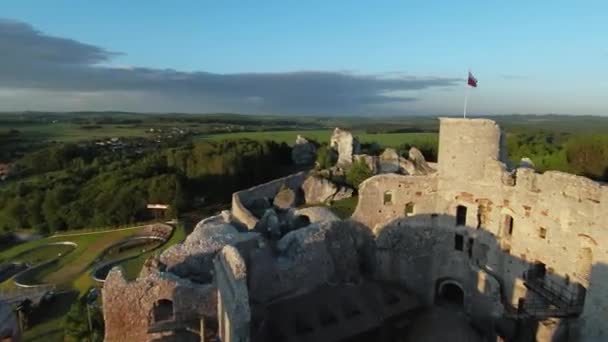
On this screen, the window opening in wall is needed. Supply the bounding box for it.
[454,234,464,251]
[456,205,467,226]
[383,191,393,205]
[152,299,174,323]
[467,238,474,258]
[405,202,414,216]
[506,215,514,235]
[539,227,547,239]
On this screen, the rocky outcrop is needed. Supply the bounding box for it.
[519,157,535,169]
[330,128,360,166]
[295,206,340,223]
[291,135,317,165]
[354,154,378,174]
[272,186,298,209]
[254,209,281,239]
[302,175,338,204]
[379,148,401,174]
[332,186,354,201]
[408,147,435,175]
[160,215,259,283]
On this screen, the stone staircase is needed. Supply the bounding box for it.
[509,272,584,319]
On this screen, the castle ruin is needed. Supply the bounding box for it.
[102,118,608,341]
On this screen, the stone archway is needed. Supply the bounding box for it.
[436,279,465,307]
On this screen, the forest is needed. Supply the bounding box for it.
[0,139,292,233]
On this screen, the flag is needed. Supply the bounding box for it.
[467,72,478,87]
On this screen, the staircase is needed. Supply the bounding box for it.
[511,272,584,319]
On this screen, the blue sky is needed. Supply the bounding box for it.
[0,0,606,115]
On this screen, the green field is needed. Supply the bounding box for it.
[2,244,75,265]
[0,224,186,341]
[199,130,438,148]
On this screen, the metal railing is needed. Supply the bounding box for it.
[517,271,584,318]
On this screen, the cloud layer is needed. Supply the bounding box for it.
[0,19,460,114]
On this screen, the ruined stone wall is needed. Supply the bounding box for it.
[353,118,608,341]
[215,246,250,342]
[434,160,608,340]
[232,171,307,229]
[102,268,215,342]
[352,173,438,230]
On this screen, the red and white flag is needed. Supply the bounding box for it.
[467,72,478,87]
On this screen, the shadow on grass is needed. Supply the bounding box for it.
[24,290,79,341]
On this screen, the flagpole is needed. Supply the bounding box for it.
[463,84,470,118]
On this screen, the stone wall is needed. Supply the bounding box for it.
[215,246,250,342]
[352,118,608,341]
[102,267,215,342]
[232,172,307,229]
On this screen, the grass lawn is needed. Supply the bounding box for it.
[198,130,438,148]
[328,196,359,219]
[117,224,187,280]
[0,226,147,293]
[0,223,187,342]
[1,244,75,265]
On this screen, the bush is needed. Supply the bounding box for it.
[315,145,337,170]
[345,160,373,188]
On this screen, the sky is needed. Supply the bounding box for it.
[0,0,606,116]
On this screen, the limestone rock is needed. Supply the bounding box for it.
[160,215,259,283]
[254,208,281,239]
[291,135,317,165]
[379,148,401,174]
[273,186,297,209]
[332,186,354,201]
[354,154,378,174]
[409,147,435,174]
[519,157,535,169]
[302,175,338,204]
[399,157,416,175]
[295,206,340,223]
[330,128,360,166]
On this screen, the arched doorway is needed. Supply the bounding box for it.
[436,280,465,307]
[151,299,174,323]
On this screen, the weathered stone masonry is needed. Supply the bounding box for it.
[353,118,608,341]
[102,118,607,342]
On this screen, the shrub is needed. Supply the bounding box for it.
[345,160,373,188]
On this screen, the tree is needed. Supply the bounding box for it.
[64,293,104,342]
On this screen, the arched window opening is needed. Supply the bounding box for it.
[456,205,467,226]
[151,299,174,323]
